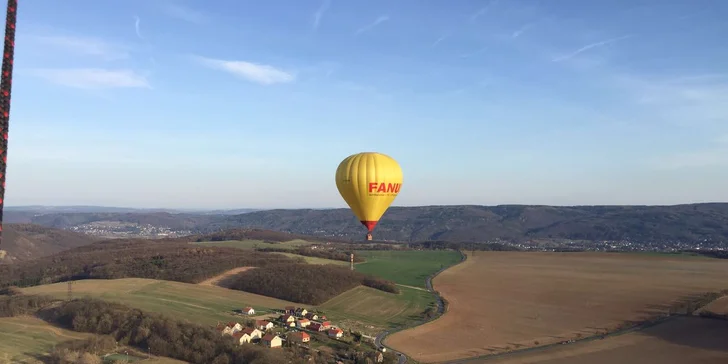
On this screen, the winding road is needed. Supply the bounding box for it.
[374,250,467,363]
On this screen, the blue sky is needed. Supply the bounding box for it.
[6,0,728,209]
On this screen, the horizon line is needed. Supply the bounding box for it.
[5,201,728,211]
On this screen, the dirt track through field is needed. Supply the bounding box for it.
[197,267,255,287]
[386,252,728,363]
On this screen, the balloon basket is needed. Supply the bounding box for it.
[366,233,373,241]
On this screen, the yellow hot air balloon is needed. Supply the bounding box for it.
[335,152,403,241]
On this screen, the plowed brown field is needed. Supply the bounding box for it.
[484,317,728,364]
[385,252,728,363]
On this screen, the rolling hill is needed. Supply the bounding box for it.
[207,203,728,243]
[0,237,300,288]
[5,211,218,230]
[0,224,99,263]
[6,203,728,243]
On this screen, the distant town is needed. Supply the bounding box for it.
[66,221,726,253]
[508,239,727,253]
[69,221,192,239]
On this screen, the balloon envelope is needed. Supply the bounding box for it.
[335,152,403,236]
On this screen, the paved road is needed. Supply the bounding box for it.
[374,331,407,364]
[374,250,467,364]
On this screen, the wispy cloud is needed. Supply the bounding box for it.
[28,35,130,61]
[552,35,633,62]
[134,16,143,39]
[161,3,207,24]
[615,73,728,127]
[30,68,150,89]
[432,34,448,47]
[355,15,389,35]
[512,23,535,38]
[312,0,331,30]
[470,0,498,22]
[195,56,295,85]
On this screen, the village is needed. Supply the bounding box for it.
[214,305,385,362]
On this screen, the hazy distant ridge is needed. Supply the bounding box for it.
[6,203,728,244]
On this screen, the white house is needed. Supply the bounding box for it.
[217,322,243,336]
[256,320,274,331]
[233,331,252,344]
[295,308,309,317]
[297,318,311,329]
[228,322,243,333]
[242,307,255,315]
[241,327,263,340]
[328,328,344,339]
[262,334,282,348]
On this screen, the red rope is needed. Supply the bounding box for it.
[0,0,17,245]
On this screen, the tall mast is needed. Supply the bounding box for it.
[0,0,18,247]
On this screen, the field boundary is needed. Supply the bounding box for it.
[377,249,468,361]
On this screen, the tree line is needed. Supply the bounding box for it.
[0,293,58,317]
[0,239,298,289]
[225,264,399,305]
[185,228,352,244]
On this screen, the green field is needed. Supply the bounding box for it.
[193,239,313,250]
[20,278,431,338]
[0,316,92,363]
[22,278,303,325]
[354,250,463,288]
[319,285,436,335]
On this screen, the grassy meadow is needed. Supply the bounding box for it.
[354,250,463,287]
[22,278,302,325]
[0,316,92,363]
[319,285,436,335]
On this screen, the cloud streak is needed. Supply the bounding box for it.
[312,0,331,30]
[195,56,295,85]
[432,34,448,47]
[162,3,207,24]
[512,23,535,38]
[29,35,130,61]
[134,16,143,39]
[30,68,151,89]
[471,0,498,22]
[552,35,633,62]
[355,15,389,35]
[614,73,728,127]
